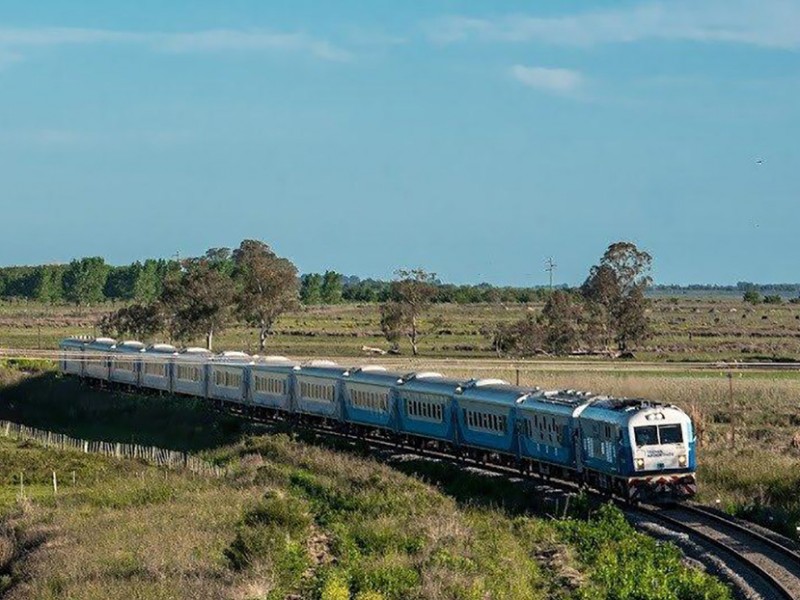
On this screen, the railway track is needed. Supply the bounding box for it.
[636,504,800,599]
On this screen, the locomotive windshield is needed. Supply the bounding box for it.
[634,424,684,446]
[634,426,658,446]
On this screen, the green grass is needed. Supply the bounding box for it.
[0,368,733,599]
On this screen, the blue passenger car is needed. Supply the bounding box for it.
[109,340,145,386]
[173,347,213,397]
[516,390,588,472]
[394,373,459,443]
[141,344,178,392]
[84,337,116,381]
[293,361,346,419]
[208,352,251,404]
[59,337,89,377]
[341,366,403,430]
[249,356,296,411]
[453,379,523,456]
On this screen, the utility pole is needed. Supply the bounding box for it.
[728,372,735,448]
[544,257,557,291]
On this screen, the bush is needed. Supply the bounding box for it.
[558,504,731,600]
[743,289,761,304]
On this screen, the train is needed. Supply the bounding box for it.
[58,337,697,502]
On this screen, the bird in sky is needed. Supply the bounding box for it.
[756,158,764,165]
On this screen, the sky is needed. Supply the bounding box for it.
[0,0,798,286]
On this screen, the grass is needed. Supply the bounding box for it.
[0,367,732,599]
[3,296,800,361]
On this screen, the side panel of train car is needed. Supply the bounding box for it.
[249,359,295,411]
[341,367,401,430]
[516,393,583,471]
[110,341,145,386]
[208,360,249,403]
[83,338,116,381]
[173,348,213,397]
[395,374,459,443]
[294,363,345,419]
[59,338,87,377]
[453,381,521,456]
[141,344,177,392]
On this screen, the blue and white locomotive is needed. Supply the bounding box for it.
[58,337,697,502]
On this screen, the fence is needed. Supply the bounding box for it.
[0,420,227,478]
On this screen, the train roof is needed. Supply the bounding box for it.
[455,380,535,407]
[579,398,688,427]
[251,356,297,372]
[113,340,145,353]
[397,372,464,395]
[146,343,178,354]
[342,366,406,385]
[59,337,92,349]
[86,337,117,350]
[295,361,347,378]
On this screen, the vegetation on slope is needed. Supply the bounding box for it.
[0,368,731,599]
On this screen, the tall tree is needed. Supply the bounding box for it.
[300,273,323,305]
[233,240,299,352]
[541,290,583,355]
[63,257,109,306]
[32,265,64,303]
[380,269,440,356]
[581,242,652,352]
[100,303,164,341]
[320,271,344,304]
[160,258,233,350]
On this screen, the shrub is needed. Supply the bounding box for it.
[558,504,731,600]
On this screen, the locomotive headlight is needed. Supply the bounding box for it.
[678,455,687,467]
[635,458,645,470]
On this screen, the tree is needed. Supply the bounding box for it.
[581,242,652,352]
[133,260,161,303]
[160,258,233,350]
[541,290,583,355]
[743,288,762,304]
[32,265,64,303]
[320,271,343,304]
[300,273,323,305]
[63,257,110,306]
[205,247,235,277]
[100,303,164,340]
[233,240,299,352]
[380,269,441,356]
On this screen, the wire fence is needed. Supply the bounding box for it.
[0,420,227,478]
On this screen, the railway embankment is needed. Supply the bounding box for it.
[0,365,734,600]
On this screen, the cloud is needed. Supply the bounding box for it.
[0,27,351,62]
[510,65,584,95]
[425,0,800,50]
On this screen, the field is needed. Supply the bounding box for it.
[2,298,800,530]
[2,296,800,361]
[0,371,732,600]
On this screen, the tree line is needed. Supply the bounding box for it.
[0,260,551,306]
[3,238,653,357]
[376,242,653,357]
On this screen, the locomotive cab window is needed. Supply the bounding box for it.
[634,425,658,447]
[658,424,683,444]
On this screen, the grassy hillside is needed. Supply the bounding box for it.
[0,369,731,600]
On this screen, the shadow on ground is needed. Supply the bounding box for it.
[0,371,261,452]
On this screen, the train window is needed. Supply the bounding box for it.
[658,424,683,444]
[634,426,658,447]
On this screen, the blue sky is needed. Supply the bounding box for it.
[0,0,798,286]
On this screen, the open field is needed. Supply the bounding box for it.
[0,369,732,600]
[2,297,800,361]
